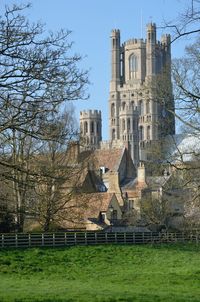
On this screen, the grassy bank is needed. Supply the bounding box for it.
[0,243,200,302]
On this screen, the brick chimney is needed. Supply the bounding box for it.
[67,141,80,164]
[137,162,147,188]
[107,171,123,206]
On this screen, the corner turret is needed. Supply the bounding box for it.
[80,110,102,150]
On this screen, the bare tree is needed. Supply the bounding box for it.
[162,0,200,43]
[0,3,89,231]
[0,2,88,149]
[28,108,88,232]
[172,40,200,133]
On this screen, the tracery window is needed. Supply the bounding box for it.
[96,122,99,134]
[139,100,144,115]
[147,126,151,140]
[139,126,144,141]
[146,100,150,114]
[91,121,94,134]
[111,103,115,117]
[122,119,125,131]
[127,118,131,131]
[129,54,138,79]
[84,121,88,134]
[112,129,116,140]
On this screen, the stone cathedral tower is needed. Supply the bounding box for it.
[109,23,175,165]
[80,110,102,150]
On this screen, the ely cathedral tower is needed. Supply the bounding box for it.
[80,23,175,166]
[109,23,175,164]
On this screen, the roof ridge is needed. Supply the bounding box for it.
[113,146,126,171]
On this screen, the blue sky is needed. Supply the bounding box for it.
[0,0,193,139]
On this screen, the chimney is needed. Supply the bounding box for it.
[107,171,124,206]
[137,162,147,188]
[67,141,80,164]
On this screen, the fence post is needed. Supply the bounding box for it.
[74,233,77,245]
[28,234,31,247]
[53,233,55,247]
[142,232,144,244]
[42,233,44,246]
[64,233,67,246]
[84,232,87,245]
[182,232,184,243]
[175,232,178,243]
[115,232,117,244]
[124,232,126,244]
[95,232,97,244]
[15,234,18,248]
[105,232,108,244]
[2,234,4,248]
[150,232,152,244]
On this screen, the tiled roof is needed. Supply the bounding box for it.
[122,174,171,191]
[92,148,125,171]
[65,192,116,220]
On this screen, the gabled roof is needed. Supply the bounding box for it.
[61,192,120,228]
[121,175,171,195]
[63,193,119,225]
[92,147,125,172]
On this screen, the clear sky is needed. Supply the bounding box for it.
[0,0,193,139]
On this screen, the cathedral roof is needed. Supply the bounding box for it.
[164,133,200,163]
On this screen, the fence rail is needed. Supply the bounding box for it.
[0,231,199,249]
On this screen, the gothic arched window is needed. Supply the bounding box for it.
[139,100,144,115]
[122,102,126,110]
[147,126,151,140]
[96,122,99,134]
[146,100,150,114]
[139,126,144,141]
[84,121,88,134]
[111,103,115,117]
[80,122,83,133]
[91,121,94,134]
[127,118,131,131]
[122,119,125,131]
[129,54,138,79]
[112,129,116,140]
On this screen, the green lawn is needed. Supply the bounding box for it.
[0,243,200,302]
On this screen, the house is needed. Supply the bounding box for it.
[61,192,123,231]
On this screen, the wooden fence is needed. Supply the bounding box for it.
[0,231,199,248]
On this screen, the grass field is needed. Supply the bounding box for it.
[0,243,200,302]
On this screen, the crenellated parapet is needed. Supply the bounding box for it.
[124,38,145,47]
[111,29,120,36]
[80,109,101,120]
